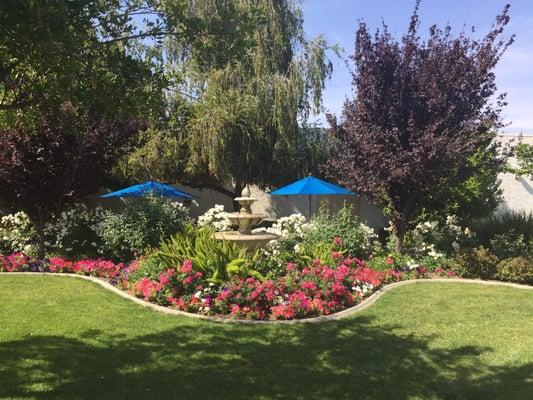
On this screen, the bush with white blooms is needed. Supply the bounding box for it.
[197,205,233,231]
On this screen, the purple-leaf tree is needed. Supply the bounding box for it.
[325,2,513,252]
[0,102,142,257]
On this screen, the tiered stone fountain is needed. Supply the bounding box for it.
[214,187,278,250]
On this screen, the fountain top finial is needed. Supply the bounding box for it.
[241,186,251,198]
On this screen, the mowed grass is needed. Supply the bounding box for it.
[0,276,532,400]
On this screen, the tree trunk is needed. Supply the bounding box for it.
[394,223,405,254]
[35,216,46,260]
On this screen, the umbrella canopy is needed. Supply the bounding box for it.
[100,181,193,200]
[270,176,355,196]
[269,176,355,218]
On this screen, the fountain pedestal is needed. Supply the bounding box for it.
[214,187,278,251]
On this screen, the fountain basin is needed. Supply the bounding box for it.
[226,212,267,234]
[214,231,278,251]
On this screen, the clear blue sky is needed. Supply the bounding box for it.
[302,0,533,134]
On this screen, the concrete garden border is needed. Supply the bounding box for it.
[2,272,532,325]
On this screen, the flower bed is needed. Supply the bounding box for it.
[0,252,432,321]
[0,253,130,285]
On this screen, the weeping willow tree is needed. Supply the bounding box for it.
[121,0,334,200]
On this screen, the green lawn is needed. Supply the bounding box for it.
[0,276,532,400]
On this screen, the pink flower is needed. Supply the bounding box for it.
[334,265,351,281]
[300,281,317,291]
[286,263,297,272]
[333,236,343,247]
[332,281,346,296]
[385,257,394,265]
[180,260,193,274]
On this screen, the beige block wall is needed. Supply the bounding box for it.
[92,183,388,231]
[496,135,533,214]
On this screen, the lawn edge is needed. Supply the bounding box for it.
[1,272,531,324]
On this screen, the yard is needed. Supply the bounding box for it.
[1,275,532,400]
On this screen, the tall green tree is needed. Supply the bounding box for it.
[0,0,169,126]
[508,140,533,179]
[122,0,335,200]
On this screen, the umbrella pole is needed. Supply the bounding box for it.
[308,195,312,220]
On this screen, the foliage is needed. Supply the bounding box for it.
[99,195,190,262]
[303,204,379,259]
[496,257,533,285]
[489,233,532,260]
[0,104,141,257]
[0,212,36,255]
[508,141,533,179]
[472,211,533,256]
[325,3,512,251]
[197,205,233,232]
[152,225,256,283]
[403,216,475,258]
[416,149,504,224]
[125,0,336,198]
[0,253,126,283]
[128,257,398,320]
[252,240,336,279]
[129,257,169,283]
[453,247,499,279]
[365,254,406,273]
[0,0,167,125]
[45,204,105,260]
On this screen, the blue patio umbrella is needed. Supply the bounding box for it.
[100,181,193,200]
[269,175,355,218]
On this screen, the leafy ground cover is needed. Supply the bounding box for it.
[1,275,531,399]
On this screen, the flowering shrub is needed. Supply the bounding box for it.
[125,256,409,320]
[197,205,233,232]
[45,204,105,259]
[303,204,380,259]
[0,253,127,283]
[0,212,36,255]
[254,213,308,240]
[403,215,474,258]
[252,214,310,277]
[99,195,190,261]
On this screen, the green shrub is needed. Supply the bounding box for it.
[496,257,533,284]
[99,195,190,261]
[403,216,475,258]
[489,232,532,260]
[130,256,170,282]
[0,211,36,255]
[473,211,533,249]
[303,203,379,258]
[453,246,499,279]
[45,204,105,259]
[152,225,259,282]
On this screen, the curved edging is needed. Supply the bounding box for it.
[1,272,531,325]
